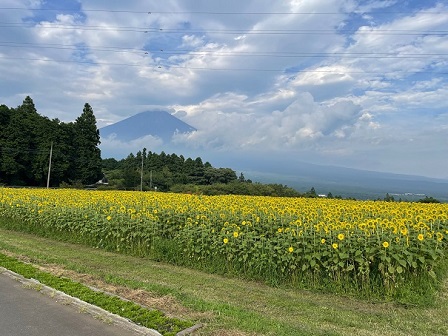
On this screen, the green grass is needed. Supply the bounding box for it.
[0,252,192,336]
[1,228,448,336]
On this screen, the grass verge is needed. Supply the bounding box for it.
[1,227,448,336]
[0,252,193,336]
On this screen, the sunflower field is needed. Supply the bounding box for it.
[1,187,447,299]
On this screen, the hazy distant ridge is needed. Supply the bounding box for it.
[246,161,448,201]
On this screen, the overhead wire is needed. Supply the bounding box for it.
[0,55,447,75]
[0,7,447,75]
[1,7,447,15]
[1,41,447,59]
[1,21,448,35]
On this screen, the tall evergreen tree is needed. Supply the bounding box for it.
[0,104,10,127]
[0,104,13,184]
[21,96,38,114]
[1,97,41,185]
[73,103,102,184]
[20,96,41,184]
[45,119,75,186]
[30,114,54,185]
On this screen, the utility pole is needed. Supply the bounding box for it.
[140,151,144,191]
[46,142,53,188]
[149,170,153,190]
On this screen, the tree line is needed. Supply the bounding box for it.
[102,149,302,197]
[0,97,102,186]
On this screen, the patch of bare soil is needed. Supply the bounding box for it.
[45,263,213,321]
[1,251,207,320]
[38,266,259,336]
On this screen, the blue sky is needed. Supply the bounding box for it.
[0,0,447,179]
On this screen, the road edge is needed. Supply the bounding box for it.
[1,266,165,336]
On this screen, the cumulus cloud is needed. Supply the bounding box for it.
[1,0,448,178]
[173,92,364,151]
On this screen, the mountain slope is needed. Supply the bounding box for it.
[206,153,448,201]
[100,110,196,142]
[245,163,448,201]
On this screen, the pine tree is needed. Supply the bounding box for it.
[21,96,37,114]
[1,97,40,185]
[73,103,102,184]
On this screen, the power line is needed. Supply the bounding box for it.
[1,55,447,75]
[1,7,447,15]
[2,22,448,35]
[0,42,144,55]
[1,41,447,57]
[1,42,447,60]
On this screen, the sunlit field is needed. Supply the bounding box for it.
[1,187,447,301]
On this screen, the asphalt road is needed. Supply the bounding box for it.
[0,272,155,336]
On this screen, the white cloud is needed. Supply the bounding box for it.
[173,92,364,151]
[1,0,448,178]
[100,134,164,158]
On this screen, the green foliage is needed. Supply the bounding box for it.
[73,103,103,184]
[0,98,103,187]
[59,181,86,189]
[384,193,395,202]
[418,196,441,203]
[102,149,302,196]
[170,181,302,197]
[378,195,441,204]
[0,97,41,185]
[304,187,318,198]
[102,149,239,192]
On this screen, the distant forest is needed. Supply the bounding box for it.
[102,150,303,197]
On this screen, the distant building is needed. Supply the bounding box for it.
[96,176,109,185]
